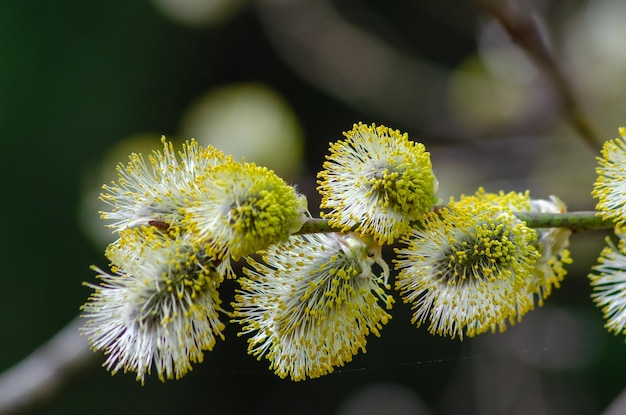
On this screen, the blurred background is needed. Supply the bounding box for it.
[1,0,625,414]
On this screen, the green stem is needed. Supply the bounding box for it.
[514,211,615,233]
[296,211,616,236]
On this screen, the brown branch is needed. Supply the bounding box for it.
[602,388,626,415]
[472,0,603,151]
[0,317,97,415]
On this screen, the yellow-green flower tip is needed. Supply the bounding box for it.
[184,161,308,261]
[317,122,437,244]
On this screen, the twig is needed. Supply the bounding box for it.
[472,0,603,151]
[602,388,626,415]
[295,211,615,236]
[0,316,97,415]
[514,211,615,234]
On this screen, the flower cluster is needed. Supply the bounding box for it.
[317,122,438,244]
[591,128,626,337]
[82,137,307,382]
[589,233,626,335]
[86,121,626,385]
[82,226,224,383]
[454,188,572,307]
[394,189,571,339]
[233,233,393,381]
[593,127,626,225]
